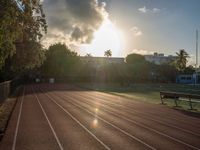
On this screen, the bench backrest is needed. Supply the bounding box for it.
[160,91,200,100]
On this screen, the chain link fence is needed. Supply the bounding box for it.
[0,78,22,102]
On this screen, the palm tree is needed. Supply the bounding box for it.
[175,49,190,72]
[85,53,92,57]
[104,49,112,57]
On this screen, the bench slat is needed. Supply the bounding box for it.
[160,91,200,110]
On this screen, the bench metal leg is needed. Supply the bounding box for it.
[189,98,193,110]
[160,96,164,104]
[174,98,178,107]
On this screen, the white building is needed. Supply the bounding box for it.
[144,52,177,65]
[80,53,177,66]
[194,68,200,84]
[176,68,200,84]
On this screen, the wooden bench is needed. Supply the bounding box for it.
[160,91,200,110]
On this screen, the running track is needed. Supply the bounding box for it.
[0,84,200,150]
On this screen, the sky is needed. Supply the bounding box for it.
[42,0,200,65]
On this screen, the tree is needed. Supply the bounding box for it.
[0,0,22,68]
[11,41,45,72]
[0,0,47,71]
[41,43,79,77]
[125,53,152,82]
[19,0,47,42]
[104,49,112,57]
[175,49,189,72]
[85,53,92,57]
[126,53,146,64]
[184,65,195,74]
[157,64,178,82]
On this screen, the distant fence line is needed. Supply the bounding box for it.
[0,81,10,102]
[0,79,22,102]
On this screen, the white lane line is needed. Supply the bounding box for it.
[12,86,25,150]
[92,92,200,122]
[31,86,64,150]
[76,92,200,137]
[41,90,111,150]
[42,89,155,150]
[68,92,200,137]
[64,94,200,150]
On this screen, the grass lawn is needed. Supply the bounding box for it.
[78,83,200,111]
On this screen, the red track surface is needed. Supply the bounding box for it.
[0,84,200,150]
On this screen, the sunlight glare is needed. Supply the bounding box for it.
[82,19,124,57]
[92,118,98,127]
[95,108,99,113]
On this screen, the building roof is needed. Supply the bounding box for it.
[80,56,125,64]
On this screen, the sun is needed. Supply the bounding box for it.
[81,19,124,57]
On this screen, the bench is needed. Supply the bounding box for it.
[160,91,200,110]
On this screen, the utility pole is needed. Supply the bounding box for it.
[194,29,199,85]
[196,29,199,69]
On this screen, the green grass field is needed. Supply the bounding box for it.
[79,83,200,111]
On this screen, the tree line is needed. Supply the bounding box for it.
[0,1,194,83]
[0,0,47,81]
[30,43,194,84]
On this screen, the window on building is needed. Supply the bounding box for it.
[181,77,186,80]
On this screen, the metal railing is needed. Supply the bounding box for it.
[0,81,11,102]
[0,78,22,102]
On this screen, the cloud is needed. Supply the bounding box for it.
[138,6,161,13]
[138,6,148,13]
[42,0,108,47]
[152,8,160,13]
[131,49,153,55]
[130,26,142,36]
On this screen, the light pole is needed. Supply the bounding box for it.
[194,29,199,85]
[196,29,199,69]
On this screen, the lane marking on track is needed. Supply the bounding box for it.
[31,86,64,150]
[90,92,200,123]
[12,86,25,150]
[41,88,155,150]
[40,88,111,150]
[74,92,200,137]
[60,93,200,150]
[68,92,200,137]
[43,84,200,137]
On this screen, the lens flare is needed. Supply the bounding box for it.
[95,108,99,113]
[92,118,98,127]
